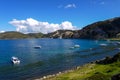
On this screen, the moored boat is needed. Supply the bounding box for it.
[34,46,41,49]
[74,45,80,48]
[11,56,20,64]
[99,43,107,47]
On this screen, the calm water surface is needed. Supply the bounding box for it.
[0,39,119,80]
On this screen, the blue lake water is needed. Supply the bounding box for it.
[0,39,120,80]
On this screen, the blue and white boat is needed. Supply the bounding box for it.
[11,56,20,64]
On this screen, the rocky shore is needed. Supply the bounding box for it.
[34,64,95,80]
[33,52,120,80]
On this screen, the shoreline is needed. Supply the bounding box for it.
[33,52,120,80]
[33,60,101,80]
[34,63,93,80]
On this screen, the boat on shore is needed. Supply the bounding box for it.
[11,56,20,64]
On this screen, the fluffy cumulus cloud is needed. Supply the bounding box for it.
[9,18,76,34]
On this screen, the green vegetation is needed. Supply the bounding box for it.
[0,31,28,39]
[28,33,44,38]
[43,62,120,80]
[107,38,120,41]
[41,53,120,80]
[0,31,44,39]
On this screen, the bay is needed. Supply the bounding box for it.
[0,39,119,80]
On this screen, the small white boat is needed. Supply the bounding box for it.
[34,46,41,49]
[11,56,20,64]
[99,43,107,47]
[74,45,80,48]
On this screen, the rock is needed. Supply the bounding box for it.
[96,52,120,64]
[45,17,120,39]
[111,73,120,80]
[43,76,46,79]
[46,30,75,38]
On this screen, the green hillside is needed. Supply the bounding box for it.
[40,52,120,80]
[0,31,28,39]
[0,31,44,39]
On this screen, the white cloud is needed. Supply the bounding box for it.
[64,4,76,9]
[0,31,5,33]
[9,18,76,34]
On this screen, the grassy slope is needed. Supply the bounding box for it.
[107,38,120,41]
[43,61,120,80]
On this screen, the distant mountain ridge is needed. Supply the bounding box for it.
[0,17,120,39]
[78,17,120,39]
[44,30,79,39]
[45,17,120,39]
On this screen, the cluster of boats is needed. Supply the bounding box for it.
[11,41,120,64]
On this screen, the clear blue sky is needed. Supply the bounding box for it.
[0,0,120,32]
